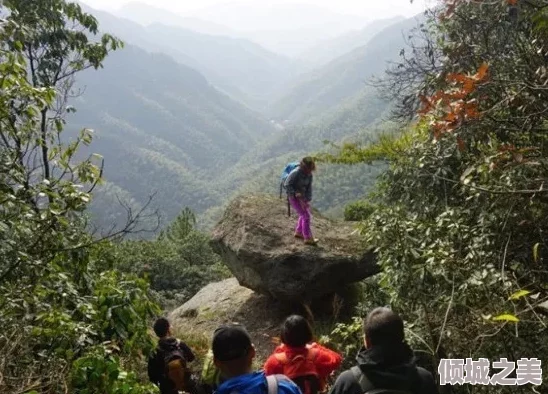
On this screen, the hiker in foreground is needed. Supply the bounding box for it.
[284,157,317,246]
[148,317,199,394]
[328,307,438,394]
[264,315,343,394]
[212,323,302,394]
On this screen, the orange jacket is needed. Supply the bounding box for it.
[263,343,343,391]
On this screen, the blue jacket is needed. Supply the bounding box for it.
[284,166,313,202]
[216,372,301,394]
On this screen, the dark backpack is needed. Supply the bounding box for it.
[164,342,188,392]
[351,366,413,394]
[275,348,321,394]
[280,162,300,217]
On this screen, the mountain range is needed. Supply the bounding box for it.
[80,3,302,111]
[116,2,236,36]
[115,1,372,57]
[68,2,422,231]
[269,15,424,123]
[298,16,406,66]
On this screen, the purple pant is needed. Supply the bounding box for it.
[289,196,312,239]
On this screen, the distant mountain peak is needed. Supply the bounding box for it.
[117,1,236,36]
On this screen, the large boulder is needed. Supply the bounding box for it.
[169,278,288,361]
[210,194,378,301]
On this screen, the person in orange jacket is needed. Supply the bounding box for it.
[264,315,343,394]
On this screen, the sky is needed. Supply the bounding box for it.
[82,0,432,20]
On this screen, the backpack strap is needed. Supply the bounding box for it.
[351,366,375,394]
[266,375,278,394]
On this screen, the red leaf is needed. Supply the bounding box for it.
[475,62,489,81]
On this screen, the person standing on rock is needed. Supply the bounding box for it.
[284,157,318,246]
[212,323,302,394]
[328,307,438,394]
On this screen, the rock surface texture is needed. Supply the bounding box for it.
[169,278,287,361]
[210,194,378,301]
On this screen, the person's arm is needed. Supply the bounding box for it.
[147,352,161,386]
[305,175,312,202]
[178,340,196,363]
[284,169,300,197]
[314,345,343,378]
[264,354,284,376]
[328,370,363,394]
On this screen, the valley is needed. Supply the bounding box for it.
[69,2,422,233]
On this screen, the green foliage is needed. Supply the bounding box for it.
[72,345,158,394]
[326,1,548,389]
[116,208,230,306]
[322,316,363,369]
[344,200,376,222]
[0,1,161,392]
[5,0,123,87]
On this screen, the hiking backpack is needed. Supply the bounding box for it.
[350,366,413,394]
[280,162,300,217]
[164,343,188,392]
[266,374,293,394]
[274,348,321,394]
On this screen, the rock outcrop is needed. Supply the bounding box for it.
[210,194,378,301]
[169,278,288,361]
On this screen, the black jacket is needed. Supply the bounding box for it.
[148,337,196,394]
[329,344,438,394]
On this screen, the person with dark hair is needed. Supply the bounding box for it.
[284,157,318,246]
[213,323,301,394]
[264,315,342,394]
[328,307,438,394]
[147,317,198,394]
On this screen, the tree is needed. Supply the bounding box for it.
[325,0,548,391]
[4,0,121,187]
[0,2,159,392]
[116,208,229,306]
[160,207,196,243]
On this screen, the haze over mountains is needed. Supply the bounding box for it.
[72,1,424,231]
[114,1,372,57]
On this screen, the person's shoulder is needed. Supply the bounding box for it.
[416,366,435,382]
[334,369,357,384]
[330,369,362,394]
[265,352,283,367]
[415,366,438,394]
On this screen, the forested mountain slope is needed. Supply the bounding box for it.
[198,107,397,228]
[69,43,275,229]
[269,15,423,123]
[80,4,302,111]
[144,23,302,110]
